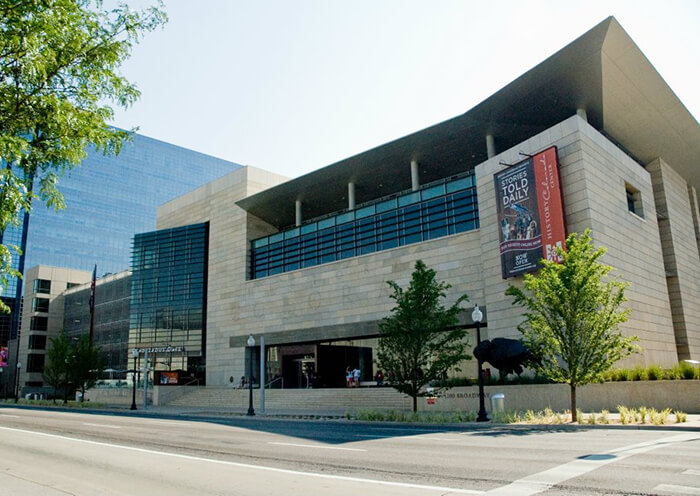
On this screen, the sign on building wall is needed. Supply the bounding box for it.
[494,146,566,278]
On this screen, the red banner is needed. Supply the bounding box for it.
[533,147,566,262]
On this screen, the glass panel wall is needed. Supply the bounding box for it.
[251,172,479,279]
[129,222,208,382]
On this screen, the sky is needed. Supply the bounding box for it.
[111,1,700,180]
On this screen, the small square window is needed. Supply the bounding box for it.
[32,297,50,313]
[625,183,644,218]
[33,279,51,294]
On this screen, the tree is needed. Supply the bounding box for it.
[0,0,167,310]
[67,334,104,398]
[43,331,71,403]
[506,230,639,422]
[377,260,470,412]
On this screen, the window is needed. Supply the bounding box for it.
[26,353,45,373]
[625,183,644,218]
[33,279,51,294]
[32,297,49,313]
[250,172,479,279]
[67,282,80,289]
[29,335,47,350]
[30,316,48,331]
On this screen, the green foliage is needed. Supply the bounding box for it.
[43,330,72,402]
[0,0,167,310]
[630,366,647,381]
[668,362,700,380]
[605,362,700,381]
[674,411,687,423]
[377,260,470,412]
[646,365,664,381]
[68,335,105,395]
[350,409,479,423]
[44,332,104,401]
[506,230,639,421]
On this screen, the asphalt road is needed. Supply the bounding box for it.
[1,407,699,495]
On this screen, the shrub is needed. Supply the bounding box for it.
[638,406,648,423]
[649,408,671,425]
[631,366,647,381]
[674,411,687,423]
[646,365,664,381]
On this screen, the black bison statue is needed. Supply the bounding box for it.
[473,338,536,376]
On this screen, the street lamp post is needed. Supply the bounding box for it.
[130,349,138,410]
[13,362,21,403]
[247,334,255,416]
[472,304,488,422]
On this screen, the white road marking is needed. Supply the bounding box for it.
[0,414,20,418]
[353,434,459,441]
[485,432,700,496]
[653,484,700,495]
[0,425,482,494]
[416,437,460,441]
[684,470,700,476]
[83,423,121,429]
[268,441,366,452]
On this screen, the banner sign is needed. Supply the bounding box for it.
[133,346,185,355]
[494,146,566,278]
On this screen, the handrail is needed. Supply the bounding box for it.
[265,376,283,389]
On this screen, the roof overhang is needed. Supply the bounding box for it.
[238,17,699,229]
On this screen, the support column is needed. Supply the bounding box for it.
[295,200,302,227]
[486,134,496,159]
[576,108,588,122]
[348,182,356,210]
[410,160,419,191]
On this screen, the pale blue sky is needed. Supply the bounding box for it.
[111,1,700,179]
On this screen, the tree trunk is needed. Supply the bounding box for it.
[412,394,417,412]
[570,383,577,422]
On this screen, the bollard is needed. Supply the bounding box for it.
[491,393,505,413]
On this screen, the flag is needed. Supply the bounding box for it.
[89,264,96,344]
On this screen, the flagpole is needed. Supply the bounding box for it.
[89,264,96,346]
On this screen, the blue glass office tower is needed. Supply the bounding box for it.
[0,133,239,345]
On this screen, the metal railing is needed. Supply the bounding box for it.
[265,376,283,389]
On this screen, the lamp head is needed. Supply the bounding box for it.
[247,334,255,347]
[471,304,483,323]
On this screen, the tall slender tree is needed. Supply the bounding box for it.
[377,260,470,412]
[43,331,71,403]
[506,230,639,421]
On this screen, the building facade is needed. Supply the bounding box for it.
[12,266,92,390]
[142,18,698,389]
[2,133,239,393]
[63,271,132,377]
[1,132,240,348]
[129,223,209,384]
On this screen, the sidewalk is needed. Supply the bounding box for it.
[3,401,700,431]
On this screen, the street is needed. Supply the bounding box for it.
[0,407,699,495]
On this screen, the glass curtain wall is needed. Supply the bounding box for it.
[130,222,208,382]
[251,172,479,279]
